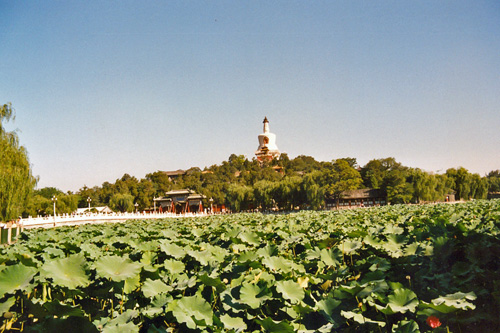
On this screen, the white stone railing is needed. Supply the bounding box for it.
[19,211,207,228]
[1,212,208,244]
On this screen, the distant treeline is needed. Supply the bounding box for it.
[24,154,500,216]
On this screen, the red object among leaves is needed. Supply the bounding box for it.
[426,316,442,328]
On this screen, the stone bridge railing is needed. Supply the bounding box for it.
[1,212,208,244]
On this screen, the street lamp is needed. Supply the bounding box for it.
[209,197,214,214]
[134,202,138,213]
[87,197,92,212]
[153,197,157,213]
[51,195,57,224]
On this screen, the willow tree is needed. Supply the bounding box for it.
[0,103,37,222]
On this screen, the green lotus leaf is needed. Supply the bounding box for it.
[420,291,476,313]
[386,288,418,314]
[391,320,420,332]
[368,257,391,272]
[340,240,362,254]
[320,248,342,267]
[237,251,259,263]
[142,278,173,298]
[432,291,476,309]
[220,314,247,332]
[171,294,213,329]
[140,251,157,269]
[161,229,178,239]
[191,228,204,238]
[175,274,197,290]
[163,259,185,275]
[341,310,386,327]
[187,249,212,265]
[43,247,66,259]
[238,231,260,246]
[305,247,322,260]
[357,279,389,298]
[42,300,85,317]
[96,309,139,333]
[80,243,102,259]
[363,235,382,247]
[0,264,37,297]
[151,293,173,308]
[0,296,15,314]
[198,273,226,293]
[257,317,295,332]
[123,274,141,294]
[262,256,293,273]
[159,241,187,259]
[95,255,142,282]
[275,280,305,304]
[41,253,90,289]
[316,296,341,323]
[384,224,404,235]
[205,244,228,262]
[102,322,139,333]
[239,282,271,309]
[220,288,248,313]
[256,244,278,258]
[35,316,99,333]
[404,242,420,256]
[381,235,408,258]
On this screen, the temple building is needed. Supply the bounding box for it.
[255,117,281,162]
[154,189,205,214]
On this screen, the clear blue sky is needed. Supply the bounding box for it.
[1,1,499,192]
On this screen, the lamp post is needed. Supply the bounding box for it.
[153,197,156,213]
[51,195,57,226]
[134,202,138,214]
[209,197,214,214]
[87,197,92,212]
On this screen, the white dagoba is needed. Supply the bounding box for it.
[255,117,281,162]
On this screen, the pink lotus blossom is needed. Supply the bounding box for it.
[426,316,442,328]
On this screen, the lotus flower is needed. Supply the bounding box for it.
[426,316,442,328]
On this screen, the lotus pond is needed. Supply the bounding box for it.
[1,200,499,332]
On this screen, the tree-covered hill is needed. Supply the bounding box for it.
[24,153,496,217]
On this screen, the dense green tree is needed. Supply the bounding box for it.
[145,171,173,197]
[486,170,500,193]
[409,169,436,203]
[446,167,472,200]
[226,183,253,212]
[253,180,277,210]
[0,103,38,221]
[99,182,116,205]
[322,159,363,208]
[384,169,413,204]
[274,176,303,210]
[76,185,101,208]
[24,195,52,217]
[115,174,140,197]
[301,171,325,210]
[136,179,155,210]
[178,167,203,192]
[360,157,403,189]
[470,173,488,199]
[26,188,80,216]
[287,155,322,174]
[109,193,135,212]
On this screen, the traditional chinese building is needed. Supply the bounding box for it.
[154,189,205,214]
[255,117,281,162]
[325,188,387,209]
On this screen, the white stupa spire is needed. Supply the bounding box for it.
[255,117,280,162]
